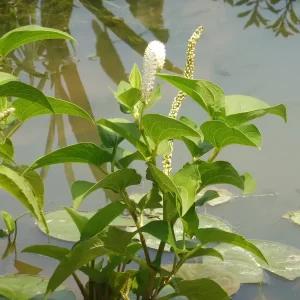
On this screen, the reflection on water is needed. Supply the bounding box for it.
[217,0,300,37]
[0,0,300,299]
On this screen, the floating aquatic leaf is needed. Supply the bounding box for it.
[203,244,264,283]
[283,211,300,226]
[0,274,76,300]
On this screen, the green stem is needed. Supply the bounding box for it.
[111,146,117,172]
[72,272,88,300]
[6,121,22,138]
[121,191,152,266]
[98,166,109,176]
[14,211,30,222]
[208,148,220,162]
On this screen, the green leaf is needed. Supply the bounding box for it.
[78,169,142,203]
[182,138,213,159]
[0,25,75,58]
[0,81,53,112]
[195,228,268,264]
[196,161,244,191]
[97,124,124,148]
[138,220,177,250]
[129,64,142,89]
[146,164,182,205]
[0,229,8,238]
[165,263,240,296]
[118,150,144,168]
[0,165,47,232]
[26,143,112,171]
[224,95,287,126]
[0,274,76,300]
[181,206,199,238]
[146,84,162,109]
[241,172,256,194]
[45,227,134,296]
[13,97,94,122]
[22,244,70,261]
[81,202,126,240]
[0,138,14,162]
[183,247,224,261]
[13,166,45,208]
[196,190,220,206]
[0,72,20,85]
[203,244,264,283]
[1,211,15,235]
[251,240,300,280]
[157,74,225,118]
[96,118,149,158]
[137,188,162,210]
[201,121,262,150]
[71,181,95,210]
[37,210,137,242]
[172,164,201,215]
[176,278,229,300]
[63,207,89,234]
[143,114,201,147]
[115,88,141,110]
[109,270,137,299]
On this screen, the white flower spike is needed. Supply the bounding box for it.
[141,40,166,104]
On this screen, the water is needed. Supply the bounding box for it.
[0,0,300,299]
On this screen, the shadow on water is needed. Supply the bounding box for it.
[215,0,300,37]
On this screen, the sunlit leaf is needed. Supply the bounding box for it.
[0,81,53,112]
[143,114,201,147]
[0,165,47,232]
[195,228,267,263]
[0,138,14,162]
[81,202,126,240]
[0,25,75,58]
[26,143,111,171]
[1,211,15,235]
[63,207,89,234]
[0,72,20,85]
[224,95,287,126]
[201,121,262,150]
[196,161,244,191]
[157,74,225,118]
[13,97,94,122]
[129,64,142,89]
[241,172,256,194]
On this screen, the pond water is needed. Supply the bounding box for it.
[1,0,300,299]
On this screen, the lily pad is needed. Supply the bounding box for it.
[163,263,240,296]
[37,210,136,242]
[251,240,300,281]
[37,210,232,252]
[283,211,300,226]
[202,243,264,283]
[0,274,76,300]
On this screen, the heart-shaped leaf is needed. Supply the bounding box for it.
[143,114,201,147]
[157,74,225,118]
[201,120,262,150]
[224,95,287,126]
[203,243,264,283]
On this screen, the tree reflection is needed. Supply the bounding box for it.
[216,0,300,37]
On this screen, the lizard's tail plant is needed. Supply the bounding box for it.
[163,25,204,175]
[16,25,287,300]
